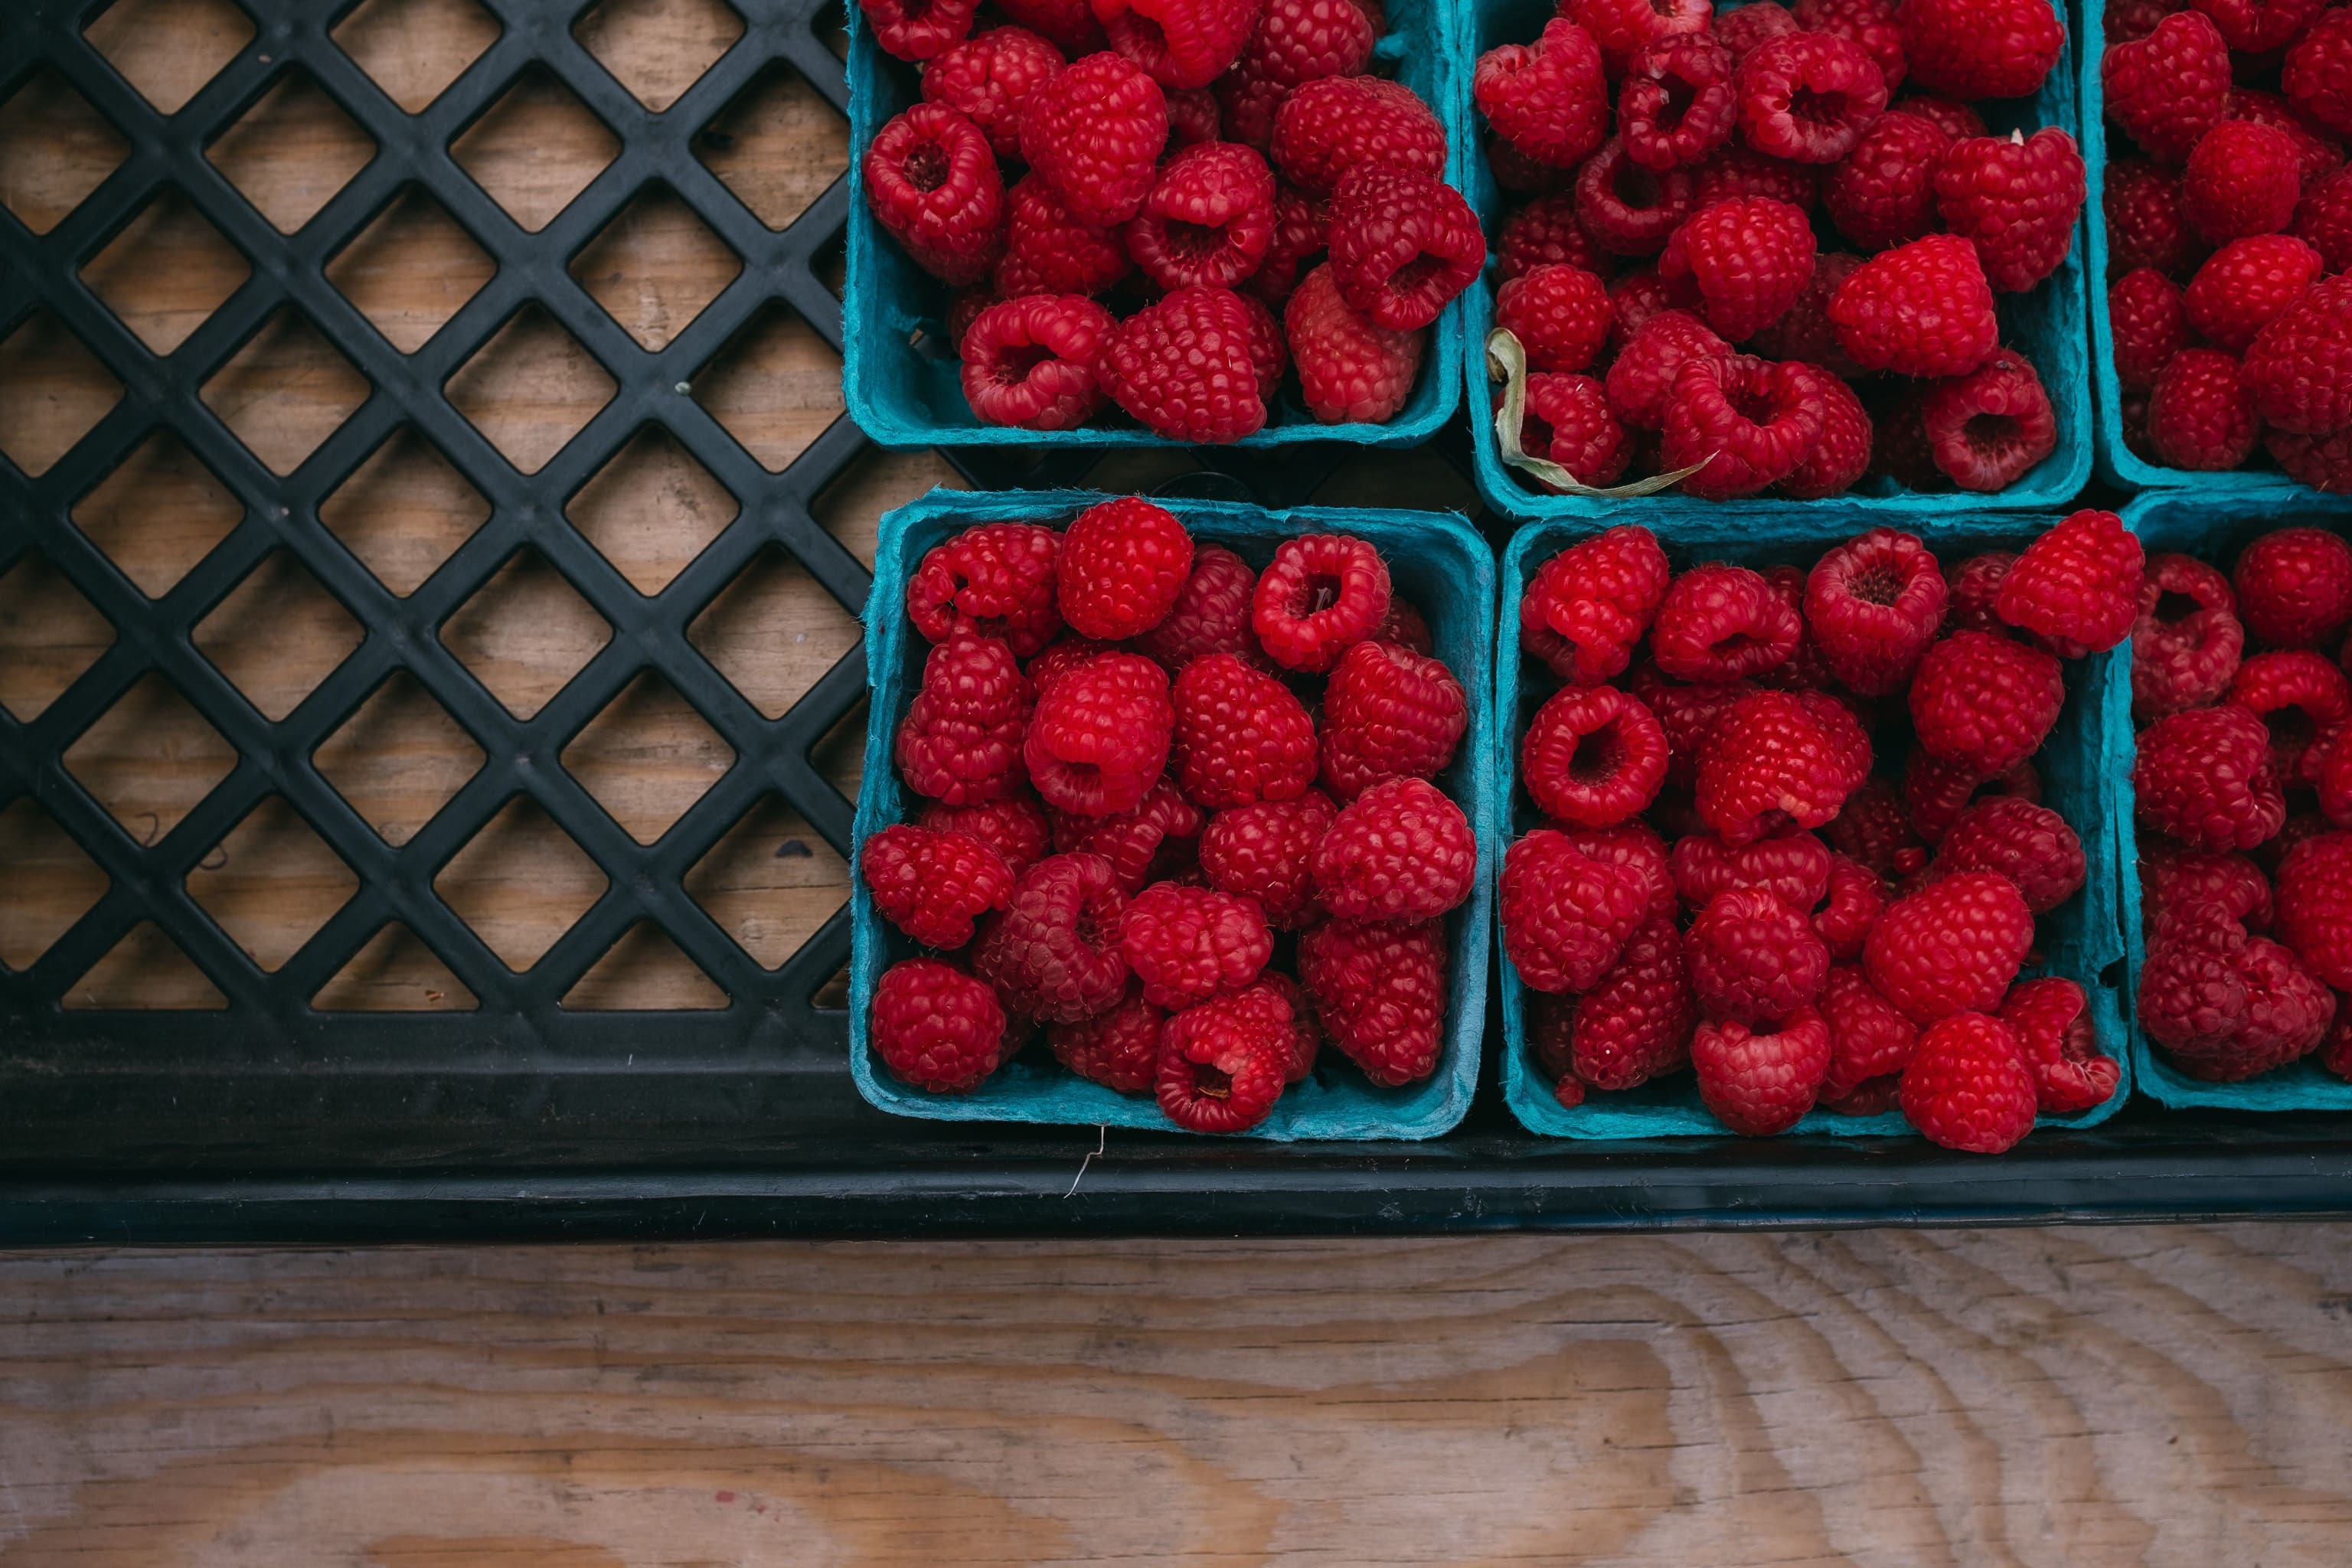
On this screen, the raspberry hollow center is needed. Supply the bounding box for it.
[1305,573,1343,614]
[1161,219,1232,263]
[1571,724,1628,783]
[1655,77,1698,129]
[2152,590,2201,625]
[903,142,950,194]
[987,343,1055,385]
[1190,1061,1233,1100]
[1075,897,1116,953]
[1790,87,1850,131]
[1611,159,1668,210]
[1965,410,2023,457]
[1850,565,1906,607]
[1390,253,1450,296]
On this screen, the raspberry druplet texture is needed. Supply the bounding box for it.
[861,0,981,60]
[1697,689,1870,847]
[1270,74,1448,196]
[2104,11,2233,164]
[1569,916,1698,1091]
[1671,825,1834,913]
[1051,777,1205,894]
[1198,789,1337,928]
[1805,528,1947,696]
[922,789,1054,877]
[1899,1011,2039,1153]
[1320,639,1468,802]
[1057,496,1194,640]
[1929,797,2086,913]
[1135,544,1263,672]
[924,27,1065,155]
[971,851,1132,1022]
[1099,0,1259,90]
[2277,831,2352,988]
[1621,34,1737,173]
[861,823,1016,948]
[1864,871,2034,1024]
[1824,112,1950,255]
[1475,17,1611,171]
[1908,632,2065,776]
[871,958,1007,1093]
[1100,285,1276,443]
[1049,980,1165,1092]
[1821,962,1918,1100]
[1125,139,1278,291]
[1120,881,1274,1009]
[1687,885,1831,1024]
[1658,198,1818,341]
[1830,234,1999,378]
[1995,508,2145,658]
[1327,165,1486,332]
[1654,564,1802,684]
[1521,525,1671,686]
[1998,976,2121,1115]
[909,521,1063,655]
[1521,683,1669,828]
[1024,651,1175,817]
[1691,1008,1832,1136]
[1495,264,1615,375]
[1155,996,1292,1130]
[897,632,1036,805]
[1501,828,1651,993]
[2133,551,2245,717]
[1898,0,2063,101]
[959,294,1118,431]
[1919,349,2060,494]
[1935,129,2086,295]
[1252,532,1392,672]
[2182,236,2324,356]
[1312,776,1478,923]
[1734,34,1889,165]
[2233,527,2352,647]
[2111,268,2189,394]
[1171,651,1319,808]
[2134,704,2289,851]
[1286,263,1427,426]
[1298,916,1449,1086]
[1019,52,1170,227]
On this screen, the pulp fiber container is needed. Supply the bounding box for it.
[1497,514,2135,1137]
[851,489,1498,1138]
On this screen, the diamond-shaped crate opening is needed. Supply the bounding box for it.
[314,671,485,846]
[567,425,737,594]
[328,186,497,354]
[0,799,110,972]
[85,0,256,115]
[0,68,129,235]
[573,184,741,352]
[185,796,359,972]
[64,922,227,1010]
[688,544,859,718]
[80,188,251,357]
[321,426,489,597]
[814,447,969,570]
[561,921,726,1009]
[435,795,608,972]
[0,313,124,479]
[201,308,371,476]
[446,305,616,474]
[577,0,743,113]
[452,67,619,233]
[442,547,612,719]
[697,61,845,230]
[194,550,364,722]
[206,68,377,234]
[685,792,847,970]
[693,304,842,472]
[0,553,115,722]
[74,433,244,600]
[561,670,733,844]
[335,0,503,114]
[313,923,478,1011]
[62,673,238,844]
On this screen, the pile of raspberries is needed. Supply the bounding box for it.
[1501,514,2135,1152]
[1475,0,2082,499]
[857,0,1480,439]
[2103,6,2352,487]
[864,498,1475,1134]
[2132,524,2352,1084]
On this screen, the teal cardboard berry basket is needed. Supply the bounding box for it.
[850,489,1498,1138]
[1495,514,2135,1138]
[841,0,1468,447]
[1458,0,2092,524]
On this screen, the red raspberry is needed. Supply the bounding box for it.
[1823,111,1949,253]
[864,103,1006,287]
[1214,67,1288,152]
[1135,544,1261,673]
[2143,845,2272,939]
[1057,497,1192,640]
[1119,880,1272,1008]
[1904,752,2041,846]
[1299,916,1447,1086]
[2328,1008,2352,1080]
[1716,0,1802,60]
[1930,797,2086,914]
[1899,1011,2037,1151]
[897,632,1035,805]
[1672,825,1832,913]
[1100,284,1270,443]
[2104,11,2232,165]
[2183,121,2305,251]
[1620,34,1737,173]
[1813,851,1886,959]
[1501,828,1651,992]
[1936,129,2086,295]
[1024,651,1174,817]
[1320,639,1467,802]
[971,851,1130,1021]
[1995,508,2145,658]
[1864,871,2034,1025]
[1019,53,1168,227]
[994,176,1130,299]
[1312,776,1476,923]
[2111,269,2189,393]
[1654,564,1802,683]
[1831,235,1998,378]
[1508,373,1636,489]
[1252,532,1390,672]
[2285,8,2352,139]
[1520,684,1668,828]
[959,293,1117,431]
[1155,995,1289,1129]
[2133,704,2287,849]
[1744,252,1867,378]
[1520,526,1670,687]
[908,521,1062,656]
[1795,0,1906,87]
[1198,788,1334,926]
[1285,263,1425,425]
[1824,773,1923,878]
[1697,689,1870,846]
[998,0,1108,54]
[2203,936,2336,1080]
[1098,0,1256,88]
[2235,526,2352,647]
[1919,348,2059,494]
[2197,0,2327,51]
[2106,159,2206,279]
[871,957,1004,1092]
[1576,139,1699,256]
[1495,265,1615,374]
[1047,979,1163,1091]
[2132,551,2243,717]
[2279,831,2352,985]
[1693,142,1821,212]
[1243,185,1328,306]
[1734,34,1888,166]
[861,822,1016,948]
[2269,426,2352,491]
[1998,976,2121,1114]
[1909,632,2064,776]
[1662,356,1831,501]
[2184,237,2322,358]
[2293,167,2352,271]
[1894,93,1985,143]
[923,27,1063,157]
[1474,18,1610,171]
[1269,75,1447,196]
[1164,85,1221,146]
[1756,563,1839,691]
[1050,776,1205,893]
[1688,885,1831,1025]
[2323,730,2352,824]
[860,0,978,60]
[1238,972,1321,1082]
[1032,632,1119,694]
[1559,818,1677,926]
[2138,901,2253,1055]
[2228,86,2344,181]
[1370,594,1434,655]
[1240,0,1376,89]
[1692,1008,1832,1136]
[922,789,1053,876]
[1897,0,2061,99]
[1566,916,1697,1091]
[1821,962,1918,1099]
[1623,664,1748,789]
[1498,191,1611,279]
[1806,528,1948,697]
[1327,165,1484,332]
[1603,309,1732,431]
[1659,200,1818,348]
[1942,552,2016,638]
[1170,652,1316,808]
[2229,648,2352,784]
[1124,141,1276,290]
[1565,0,1711,75]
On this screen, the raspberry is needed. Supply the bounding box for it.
[1238,972,1321,1082]
[1124,140,1277,289]
[2133,704,2287,849]
[1326,165,1484,332]
[1056,497,1191,640]
[923,27,1063,158]
[1050,776,1205,893]
[1498,191,1611,279]
[1920,348,2059,493]
[1020,52,1169,227]
[1299,915,1447,1086]
[1240,0,1376,89]
[1566,0,1711,75]
[860,0,978,60]
[2142,845,2272,939]
[2234,527,2352,647]
[1654,564,1802,683]
[1746,253,1867,379]
[1603,309,1732,431]
[1820,962,1919,1099]
[1567,916,1697,1091]
[1520,683,1668,828]
[1046,979,1163,1091]
[1692,1008,1832,1136]
[959,293,1118,430]
[2103,11,2232,165]
[1814,851,1886,959]
[1831,235,1998,378]
[1119,880,1272,1008]
[1620,34,1737,173]
[1164,85,1221,146]
[1806,527,1948,697]
[2187,120,2307,247]
[1756,563,1840,691]
[861,822,1016,949]
[1576,139,1699,256]
[2328,1008,2352,1080]
[871,957,1005,1092]
[1198,788,1334,926]
[2228,86,2344,183]
[2107,160,2207,280]
[1495,265,1615,375]
[1823,111,1949,253]
[922,789,1053,876]
[1474,18,1610,171]
[908,521,1062,656]
[1906,750,2040,845]
[1024,651,1174,817]
[2323,730,2352,825]
[897,632,1035,805]
[1501,828,1651,992]
[2132,551,2244,717]
[1865,871,2034,1024]
[1662,356,1831,501]
[1659,198,1817,346]
[1243,185,1328,306]
[1155,995,1290,1129]
[1909,632,2064,776]
[2278,832,2352,985]
[1716,0,1802,60]
[2197,0,2327,51]
[1311,776,1475,923]
[998,0,1108,54]
[1024,635,1112,697]
[2293,168,2352,271]
[1998,976,2122,1114]
[1371,594,1433,655]
[1285,263,1426,424]
[2230,648,2352,784]
[1734,34,1889,166]
[1932,797,2086,913]
[1168,652,1316,808]
[2285,8,2352,139]
[1688,885,1831,1025]
[1135,543,1261,672]
[1824,773,1923,877]
[2200,938,2336,1079]
[1795,0,1907,89]
[971,851,1130,1021]
[1622,663,1746,786]
[1214,67,1289,152]
[864,103,1007,287]
[1693,142,1822,212]
[2184,237,2323,360]
[2269,426,2352,491]
[1697,689,1869,847]
[1098,0,1256,88]
[1775,368,1875,496]
[1099,284,1270,442]
[1994,508,2145,658]
[1509,374,1636,489]
[1673,825,1833,913]
[2138,902,2256,1055]
[1252,532,1390,672]
[1936,129,2086,295]
[1893,93,1985,142]
[2111,270,2190,393]
[1270,75,1447,197]
[1899,1011,2037,1152]
[1897,0,2061,98]
[1320,639,1467,802]
[1520,525,1670,687]
[994,175,1131,299]
[1560,818,1678,926]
